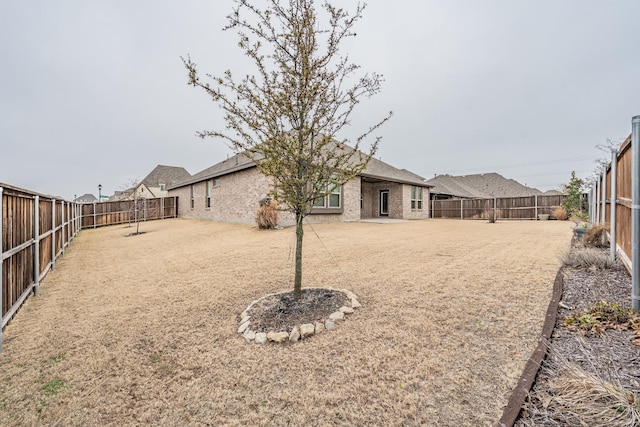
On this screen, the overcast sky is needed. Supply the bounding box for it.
[1,1,639,200]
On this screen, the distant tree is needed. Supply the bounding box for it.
[183,0,391,299]
[561,171,586,220]
[121,178,144,235]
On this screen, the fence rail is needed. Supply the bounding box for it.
[431,195,565,220]
[1,182,179,351]
[80,197,178,229]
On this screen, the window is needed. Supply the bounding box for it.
[312,179,342,212]
[190,185,195,209]
[159,183,166,191]
[206,180,212,208]
[411,186,423,210]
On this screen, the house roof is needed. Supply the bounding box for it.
[425,173,543,198]
[141,165,192,188]
[74,193,98,203]
[169,149,430,190]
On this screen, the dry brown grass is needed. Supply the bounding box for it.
[583,224,609,248]
[0,218,573,426]
[523,345,640,427]
[552,206,568,221]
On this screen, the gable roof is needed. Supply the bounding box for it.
[74,193,98,203]
[141,165,191,188]
[170,150,430,190]
[425,173,542,198]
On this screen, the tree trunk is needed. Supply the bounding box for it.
[294,211,304,299]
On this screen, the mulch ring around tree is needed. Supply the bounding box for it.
[237,288,360,344]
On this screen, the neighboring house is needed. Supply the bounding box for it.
[111,165,191,201]
[74,193,98,204]
[168,152,432,225]
[425,173,543,200]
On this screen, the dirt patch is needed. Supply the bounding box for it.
[247,288,350,332]
[0,218,572,426]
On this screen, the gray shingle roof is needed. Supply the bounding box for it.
[141,165,191,188]
[170,149,430,189]
[425,173,543,198]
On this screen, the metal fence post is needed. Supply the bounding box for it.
[460,199,463,220]
[0,187,4,352]
[93,202,97,229]
[534,195,538,220]
[595,178,601,224]
[61,201,65,255]
[632,115,640,311]
[33,196,40,296]
[602,168,607,225]
[161,197,165,220]
[610,148,618,261]
[51,199,56,268]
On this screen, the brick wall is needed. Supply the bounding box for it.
[171,168,362,226]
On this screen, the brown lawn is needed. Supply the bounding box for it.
[0,218,572,426]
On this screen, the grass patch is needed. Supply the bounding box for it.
[41,378,65,395]
[565,301,636,335]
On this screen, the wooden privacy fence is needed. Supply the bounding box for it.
[80,197,178,228]
[592,133,634,271]
[1,181,179,351]
[431,195,565,220]
[1,183,81,351]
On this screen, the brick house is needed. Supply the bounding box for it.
[111,165,191,201]
[168,153,431,225]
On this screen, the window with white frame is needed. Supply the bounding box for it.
[411,186,423,210]
[313,179,342,211]
[190,184,195,209]
[206,180,212,208]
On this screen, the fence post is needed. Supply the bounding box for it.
[174,196,178,217]
[591,182,597,225]
[0,187,4,352]
[610,148,618,262]
[460,199,463,220]
[493,197,497,222]
[66,203,71,244]
[632,115,640,311]
[51,200,56,268]
[33,196,40,296]
[93,202,97,229]
[602,171,607,225]
[534,195,538,220]
[595,178,600,224]
[161,197,165,220]
[61,201,65,255]
[144,199,147,221]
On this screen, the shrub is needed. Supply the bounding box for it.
[561,247,619,270]
[483,208,497,223]
[255,198,279,229]
[553,206,568,220]
[583,224,609,248]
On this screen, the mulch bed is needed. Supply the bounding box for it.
[515,247,640,426]
[246,288,350,332]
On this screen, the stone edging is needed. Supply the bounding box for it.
[237,288,361,344]
[497,267,564,427]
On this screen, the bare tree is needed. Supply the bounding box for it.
[183,0,391,299]
[121,178,144,235]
